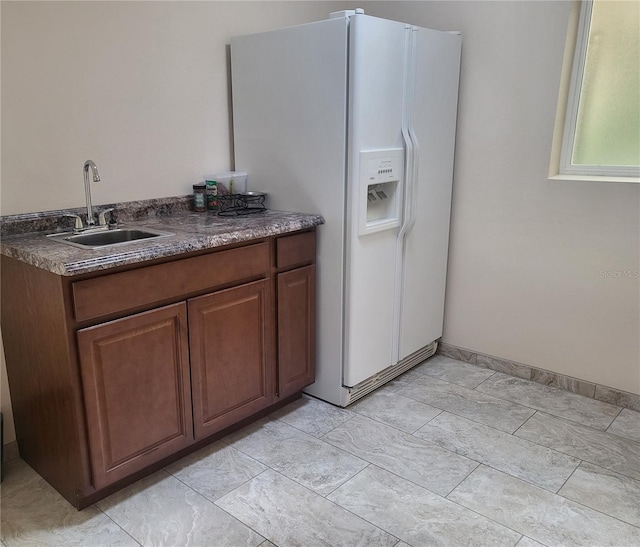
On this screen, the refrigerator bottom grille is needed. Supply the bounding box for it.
[343,340,438,406]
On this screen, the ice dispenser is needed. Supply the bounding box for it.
[358,149,403,235]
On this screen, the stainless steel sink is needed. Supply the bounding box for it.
[48,227,174,249]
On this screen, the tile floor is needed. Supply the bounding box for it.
[2,355,640,546]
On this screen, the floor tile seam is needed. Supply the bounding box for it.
[348,403,444,435]
[603,426,640,446]
[511,424,625,475]
[274,411,358,439]
[228,419,367,467]
[323,499,402,547]
[320,468,404,545]
[321,413,483,472]
[357,461,481,505]
[399,395,531,435]
[514,410,640,463]
[550,482,640,532]
[229,441,369,500]
[401,375,540,426]
[100,466,265,538]
[457,463,640,536]
[416,411,586,473]
[214,507,269,546]
[263,418,374,467]
[413,408,538,439]
[321,462,372,498]
[409,407,445,434]
[417,368,497,390]
[218,467,399,545]
[94,505,143,546]
[471,385,611,429]
[439,464,528,542]
[353,386,445,416]
[444,468,554,546]
[535,446,640,483]
[555,468,640,530]
[571,459,640,486]
[413,416,583,491]
[472,379,622,429]
[276,451,370,498]
[519,535,551,547]
[161,461,264,505]
[512,409,538,437]
[210,467,272,544]
[462,458,579,495]
[393,383,464,416]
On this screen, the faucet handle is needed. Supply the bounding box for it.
[63,214,84,231]
[98,208,115,226]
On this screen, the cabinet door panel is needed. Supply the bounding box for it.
[189,280,273,439]
[77,303,193,489]
[278,265,316,398]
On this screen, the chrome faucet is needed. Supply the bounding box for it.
[83,160,101,227]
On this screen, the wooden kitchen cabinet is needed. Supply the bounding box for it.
[277,265,316,398]
[0,228,317,508]
[189,279,273,439]
[275,231,317,399]
[77,303,193,489]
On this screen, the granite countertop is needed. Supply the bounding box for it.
[1,197,324,276]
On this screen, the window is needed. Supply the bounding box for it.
[551,0,640,181]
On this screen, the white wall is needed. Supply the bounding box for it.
[1,2,638,447]
[0,1,347,215]
[365,1,640,395]
[0,0,348,445]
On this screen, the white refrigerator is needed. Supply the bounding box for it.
[231,10,462,406]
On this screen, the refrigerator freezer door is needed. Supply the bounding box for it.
[231,18,349,404]
[343,15,408,387]
[399,28,462,359]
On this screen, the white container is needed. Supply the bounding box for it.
[212,171,247,195]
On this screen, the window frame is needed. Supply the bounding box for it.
[550,0,640,182]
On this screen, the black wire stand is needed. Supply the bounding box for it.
[217,193,267,216]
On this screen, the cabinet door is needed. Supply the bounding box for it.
[77,303,193,490]
[189,280,273,439]
[277,265,316,398]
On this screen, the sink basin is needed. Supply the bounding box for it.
[48,227,174,249]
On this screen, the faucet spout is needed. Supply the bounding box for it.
[83,160,101,226]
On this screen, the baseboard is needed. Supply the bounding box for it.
[438,342,640,412]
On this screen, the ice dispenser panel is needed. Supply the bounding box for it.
[359,149,403,236]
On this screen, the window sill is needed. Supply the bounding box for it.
[548,173,640,184]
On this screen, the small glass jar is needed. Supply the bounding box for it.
[193,183,206,212]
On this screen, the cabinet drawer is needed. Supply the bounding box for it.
[73,242,269,322]
[276,231,316,269]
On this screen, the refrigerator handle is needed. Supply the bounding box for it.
[393,25,418,364]
[400,25,416,238]
[406,27,420,236]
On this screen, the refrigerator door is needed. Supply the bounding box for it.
[231,18,349,404]
[399,28,462,360]
[343,15,409,387]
